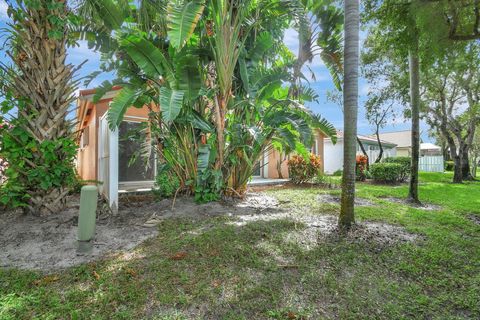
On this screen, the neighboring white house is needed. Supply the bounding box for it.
[324,131,397,174]
[375,131,444,172]
[375,131,443,157]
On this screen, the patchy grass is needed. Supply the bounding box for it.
[1,173,479,319]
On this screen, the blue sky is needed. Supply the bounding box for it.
[0,1,431,141]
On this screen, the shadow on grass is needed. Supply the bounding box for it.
[2,211,479,319]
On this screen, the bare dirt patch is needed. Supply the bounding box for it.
[317,194,375,206]
[467,214,480,225]
[1,192,419,272]
[0,193,282,271]
[377,196,443,211]
[234,212,420,249]
[0,196,159,271]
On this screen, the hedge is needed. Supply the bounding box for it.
[384,156,411,182]
[370,163,403,183]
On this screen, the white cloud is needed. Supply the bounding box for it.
[0,1,9,21]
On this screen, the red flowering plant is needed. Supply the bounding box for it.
[356,154,368,181]
[288,153,323,184]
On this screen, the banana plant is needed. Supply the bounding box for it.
[224,41,337,193]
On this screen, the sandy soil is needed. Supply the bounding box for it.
[1,192,420,272]
[377,196,443,211]
[317,194,375,206]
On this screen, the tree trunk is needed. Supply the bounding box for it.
[472,153,478,178]
[214,95,226,171]
[453,155,463,183]
[339,0,359,229]
[407,34,421,204]
[374,129,384,163]
[461,147,474,180]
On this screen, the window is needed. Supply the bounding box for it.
[118,121,155,182]
[81,126,89,148]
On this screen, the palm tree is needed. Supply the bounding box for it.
[407,28,421,204]
[0,0,125,215]
[0,1,83,215]
[339,0,359,229]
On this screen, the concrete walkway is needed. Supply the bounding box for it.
[248,177,290,186]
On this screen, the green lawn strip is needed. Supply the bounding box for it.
[1,173,479,319]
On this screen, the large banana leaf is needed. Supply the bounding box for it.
[121,35,175,85]
[167,0,205,50]
[107,87,144,129]
[175,54,201,100]
[160,87,185,122]
[186,110,214,133]
[239,57,250,94]
[83,0,127,30]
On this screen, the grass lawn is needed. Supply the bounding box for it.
[1,173,479,319]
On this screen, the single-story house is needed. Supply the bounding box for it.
[375,130,412,157]
[323,131,397,174]
[371,130,444,172]
[375,130,443,157]
[75,87,326,211]
[419,143,442,156]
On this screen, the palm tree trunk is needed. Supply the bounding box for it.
[407,32,421,204]
[339,0,359,229]
[5,2,78,215]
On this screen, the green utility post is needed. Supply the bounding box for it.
[78,185,98,242]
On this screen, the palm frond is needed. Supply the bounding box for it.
[312,114,337,143]
[107,86,143,129]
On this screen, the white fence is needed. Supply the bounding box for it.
[419,155,444,172]
[364,149,396,165]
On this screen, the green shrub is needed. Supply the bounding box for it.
[370,163,403,183]
[445,161,454,171]
[152,165,180,199]
[313,171,326,184]
[384,156,411,182]
[288,154,323,184]
[0,123,77,209]
[332,169,343,177]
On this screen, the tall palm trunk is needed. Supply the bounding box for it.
[339,0,359,229]
[7,2,78,215]
[407,31,421,204]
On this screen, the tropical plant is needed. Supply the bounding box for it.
[152,164,181,199]
[355,154,368,181]
[0,1,83,215]
[288,153,323,184]
[92,0,337,201]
